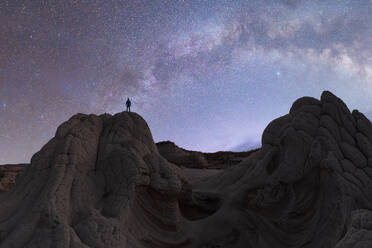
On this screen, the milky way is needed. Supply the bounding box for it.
[1,0,372,164]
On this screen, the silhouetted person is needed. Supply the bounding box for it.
[126,98,131,112]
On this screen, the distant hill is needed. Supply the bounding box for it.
[156,140,259,169]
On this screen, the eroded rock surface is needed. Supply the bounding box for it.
[0,164,26,192]
[1,91,372,247]
[156,141,208,169]
[156,141,257,169]
[0,113,187,247]
[190,91,372,248]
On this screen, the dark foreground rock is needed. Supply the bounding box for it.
[0,164,26,192]
[1,91,372,247]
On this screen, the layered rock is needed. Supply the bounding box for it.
[1,91,372,247]
[156,141,258,169]
[0,164,26,192]
[189,91,372,247]
[156,141,208,169]
[0,113,187,247]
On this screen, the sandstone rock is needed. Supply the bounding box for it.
[156,141,208,169]
[0,113,187,247]
[189,91,372,247]
[1,91,372,247]
[0,164,26,192]
[156,141,258,169]
[341,142,367,168]
[320,114,341,142]
[335,209,372,248]
[356,132,372,158]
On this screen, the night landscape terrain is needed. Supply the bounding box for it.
[1,91,372,247]
[2,0,372,247]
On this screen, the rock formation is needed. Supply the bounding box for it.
[156,141,208,169]
[1,91,372,247]
[156,141,258,169]
[0,113,188,247]
[0,164,26,192]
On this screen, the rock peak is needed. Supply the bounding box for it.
[1,92,372,247]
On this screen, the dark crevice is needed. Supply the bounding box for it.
[178,191,222,221]
[266,152,280,175]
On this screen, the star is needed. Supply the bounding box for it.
[0,0,371,164]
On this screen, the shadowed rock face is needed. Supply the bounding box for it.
[1,91,372,247]
[191,91,372,248]
[156,141,208,169]
[156,141,258,169]
[0,165,26,192]
[0,113,187,247]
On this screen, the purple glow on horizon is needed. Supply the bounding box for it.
[1,0,372,163]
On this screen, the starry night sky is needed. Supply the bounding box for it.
[1,0,372,164]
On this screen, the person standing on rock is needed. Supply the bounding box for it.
[126,98,131,112]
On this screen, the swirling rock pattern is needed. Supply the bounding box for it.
[1,91,372,247]
[0,113,187,248]
[192,91,372,248]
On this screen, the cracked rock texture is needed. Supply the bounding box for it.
[1,91,372,247]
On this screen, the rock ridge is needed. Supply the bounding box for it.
[1,91,372,247]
